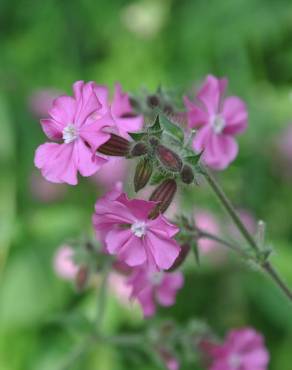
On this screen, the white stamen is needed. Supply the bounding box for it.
[131,220,147,238]
[228,354,241,369]
[211,115,226,134]
[62,124,78,144]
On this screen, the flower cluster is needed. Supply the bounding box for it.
[34,77,271,370]
[34,81,143,185]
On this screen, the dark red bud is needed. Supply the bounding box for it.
[148,179,177,219]
[130,142,148,157]
[147,94,160,108]
[180,164,194,184]
[134,157,153,192]
[75,265,89,292]
[167,243,190,271]
[156,144,183,172]
[97,134,130,156]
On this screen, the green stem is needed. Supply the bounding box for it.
[201,165,292,302]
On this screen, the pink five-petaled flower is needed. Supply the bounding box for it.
[127,265,184,317]
[92,190,181,270]
[204,327,269,370]
[53,245,79,280]
[92,83,143,139]
[184,75,248,170]
[34,81,112,185]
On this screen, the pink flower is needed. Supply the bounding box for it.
[128,265,184,317]
[158,348,180,370]
[108,272,132,306]
[92,83,143,138]
[184,75,248,170]
[29,88,62,118]
[205,328,269,370]
[194,210,220,254]
[34,81,111,185]
[228,209,257,240]
[93,191,181,270]
[53,245,79,280]
[111,83,144,138]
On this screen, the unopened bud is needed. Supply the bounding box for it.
[134,157,153,192]
[149,179,177,219]
[75,265,89,292]
[167,243,190,271]
[131,142,148,157]
[156,144,182,172]
[97,134,130,156]
[147,94,160,108]
[180,164,194,184]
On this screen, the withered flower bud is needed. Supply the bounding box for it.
[97,134,130,156]
[180,164,194,184]
[134,157,153,192]
[167,243,190,271]
[149,179,177,219]
[156,144,183,172]
[131,142,148,157]
[75,265,89,292]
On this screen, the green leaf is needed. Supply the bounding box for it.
[148,115,163,137]
[159,114,184,142]
[128,131,147,141]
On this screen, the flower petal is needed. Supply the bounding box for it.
[34,143,78,185]
[222,96,248,135]
[197,75,227,115]
[184,96,208,129]
[156,272,184,306]
[49,95,76,126]
[40,118,63,140]
[202,134,238,170]
[146,231,180,270]
[75,139,107,177]
[73,81,102,127]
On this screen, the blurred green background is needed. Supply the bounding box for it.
[1,0,292,369]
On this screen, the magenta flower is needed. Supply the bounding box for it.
[184,75,248,170]
[128,265,184,317]
[92,83,143,138]
[194,210,220,254]
[53,245,79,280]
[34,81,112,185]
[93,191,181,270]
[158,348,180,370]
[205,328,269,370]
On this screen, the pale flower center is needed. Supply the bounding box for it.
[211,114,226,134]
[62,124,78,144]
[131,220,147,238]
[228,354,242,369]
[149,271,164,285]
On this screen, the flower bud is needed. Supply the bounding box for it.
[167,243,190,271]
[134,157,153,192]
[131,142,148,157]
[75,265,89,292]
[156,144,183,172]
[149,179,177,219]
[147,94,160,108]
[97,134,130,156]
[180,164,194,184]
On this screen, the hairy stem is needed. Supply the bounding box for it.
[201,165,292,302]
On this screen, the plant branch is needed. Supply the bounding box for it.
[201,165,292,302]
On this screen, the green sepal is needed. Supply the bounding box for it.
[159,114,184,142]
